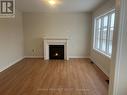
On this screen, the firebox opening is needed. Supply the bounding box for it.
[49,45,64,60]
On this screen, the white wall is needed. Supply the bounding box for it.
[0,10,24,72]
[90,0,115,77]
[109,0,127,95]
[23,13,91,58]
[115,0,127,94]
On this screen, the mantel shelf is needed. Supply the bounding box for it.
[43,37,69,40]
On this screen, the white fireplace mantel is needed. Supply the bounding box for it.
[43,38,69,60]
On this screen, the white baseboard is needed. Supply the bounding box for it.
[90,57,109,77]
[24,56,89,59]
[24,56,44,58]
[69,56,90,59]
[0,57,24,72]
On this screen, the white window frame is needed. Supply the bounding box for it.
[93,9,115,58]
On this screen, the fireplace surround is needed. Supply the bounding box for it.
[44,38,69,60]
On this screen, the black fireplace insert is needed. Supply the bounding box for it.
[49,45,64,60]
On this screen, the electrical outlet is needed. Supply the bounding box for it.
[32,49,34,52]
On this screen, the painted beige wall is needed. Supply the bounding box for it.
[0,10,24,72]
[23,13,91,58]
[91,0,115,77]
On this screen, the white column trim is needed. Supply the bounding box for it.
[109,0,126,95]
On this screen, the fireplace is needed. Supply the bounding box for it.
[43,38,69,60]
[49,45,64,60]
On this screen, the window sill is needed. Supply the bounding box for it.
[92,48,111,59]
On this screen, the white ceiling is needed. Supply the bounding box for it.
[16,0,107,13]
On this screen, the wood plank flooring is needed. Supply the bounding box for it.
[0,58,108,95]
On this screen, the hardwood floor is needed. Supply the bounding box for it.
[0,58,108,95]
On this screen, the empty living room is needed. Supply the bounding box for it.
[0,0,127,95]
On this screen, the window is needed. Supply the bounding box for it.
[94,10,115,57]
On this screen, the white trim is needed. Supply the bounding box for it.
[90,57,109,77]
[96,9,115,19]
[69,56,90,59]
[24,56,89,59]
[93,49,111,59]
[24,56,44,58]
[44,39,69,60]
[0,57,24,72]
